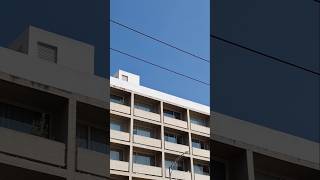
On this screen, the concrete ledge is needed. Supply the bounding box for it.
[77,148,108,177]
[165,169,191,180]
[133,163,162,177]
[165,141,189,154]
[134,108,160,122]
[110,130,130,142]
[192,147,210,159]
[164,116,188,129]
[194,173,210,180]
[110,102,131,115]
[133,135,161,148]
[0,127,65,166]
[191,123,210,135]
[211,112,320,166]
[110,160,129,172]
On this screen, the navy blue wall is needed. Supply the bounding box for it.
[211,0,320,142]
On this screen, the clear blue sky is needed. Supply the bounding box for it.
[110,0,210,105]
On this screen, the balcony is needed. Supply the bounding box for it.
[133,135,161,148]
[110,160,129,172]
[0,127,65,166]
[191,123,210,135]
[165,141,189,153]
[134,108,160,122]
[110,102,131,114]
[111,129,130,142]
[77,148,108,177]
[192,147,210,158]
[194,173,210,180]
[132,163,162,177]
[165,169,191,180]
[164,116,188,129]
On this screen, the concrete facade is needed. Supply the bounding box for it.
[0,26,109,180]
[110,70,210,180]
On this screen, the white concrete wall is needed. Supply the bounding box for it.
[134,108,161,122]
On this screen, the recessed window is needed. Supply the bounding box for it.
[110,120,123,131]
[190,117,208,127]
[76,124,107,154]
[0,102,50,138]
[110,148,123,161]
[164,109,181,120]
[134,125,153,138]
[121,75,128,81]
[194,163,210,175]
[133,152,155,166]
[110,94,125,105]
[192,139,209,150]
[135,102,153,112]
[165,159,184,171]
[165,132,184,144]
[37,42,57,63]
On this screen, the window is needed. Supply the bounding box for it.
[135,102,153,112]
[110,94,125,105]
[37,42,57,63]
[165,159,184,171]
[165,132,183,144]
[133,153,155,166]
[134,126,152,138]
[110,121,122,131]
[121,75,128,81]
[0,102,50,138]
[76,124,107,154]
[91,127,107,154]
[190,117,208,126]
[110,149,123,161]
[77,124,88,149]
[192,139,209,150]
[194,164,209,175]
[164,109,181,120]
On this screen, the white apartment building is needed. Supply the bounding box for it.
[110,70,211,180]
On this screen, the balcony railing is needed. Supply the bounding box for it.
[165,168,191,180]
[190,123,210,135]
[110,160,129,172]
[0,127,65,166]
[110,102,130,114]
[77,148,108,177]
[165,141,189,153]
[134,108,160,122]
[194,173,210,180]
[132,163,162,176]
[192,147,210,158]
[163,116,187,129]
[133,135,161,148]
[110,129,130,142]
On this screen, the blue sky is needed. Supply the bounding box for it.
[110,0,210,105]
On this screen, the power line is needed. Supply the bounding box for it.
[211,34,320,76]
[110,19,210,63]
[110,47,210,86]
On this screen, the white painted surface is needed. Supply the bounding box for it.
[165,169,191,180]
[133,135,161,148]
[134,108,161,122]
[113,70,140,85]
[133,163,162,176]
[110,76,209,114]
[110,130,130,142]
[192,147,210,159]
[194,173,210,180]
[110,102,131,114]
[165,141,190,153]
[191,123,210,135]
[164,116,188,129]
[110,160,129,172]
